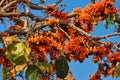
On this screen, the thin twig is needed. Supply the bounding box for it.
[2,0,21,10]
[59,20,99,45]
[96,32,120,40]
[0,11,45,22]
[23,0,31,29]
[0,0,4,6]
[105,36,120,51]
[91,0,95,4]
[59,27,70,39]
[54,0,63,6]
[24,0,45,10]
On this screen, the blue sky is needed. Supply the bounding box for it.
[0,0,120,80]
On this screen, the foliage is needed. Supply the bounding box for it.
[5,42,31,65]
[55,56,69,79]
[0,0,120,80]
[25,65,40,80]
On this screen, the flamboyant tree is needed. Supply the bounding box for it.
[0,0,120,80]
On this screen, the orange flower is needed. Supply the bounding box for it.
[14,25,21,30]
[72,8,83,15]
[108,53,116,63]
[66,36,93,61]
[92,55,99,63]
[28,32,64,61]
[2,32,9,36]
[89,72,101,80]
[8,25,13,30]
[107,67,115,76]
[45,17,59,26]
[45,5,57,15]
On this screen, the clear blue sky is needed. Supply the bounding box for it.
[0,0,120,80]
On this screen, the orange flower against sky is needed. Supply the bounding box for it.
[28,32,64,61]
[72,0,118,33]
[45,5,57,15]
[14,25,21,30]
[45,17,59,27]
[66,36,93,61]
[108,52,120,63]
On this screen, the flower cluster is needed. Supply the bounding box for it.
[45,17,59,27]
[108,52,120,63]
[28,32,64,61]
[92,44,112,63]
[8,25,21,30]
[45,5,70,22]
[54,29,66,45]
[89,65,115,80]
[72,0,119,33]
[66,36,93,61]
[66,36,113,62]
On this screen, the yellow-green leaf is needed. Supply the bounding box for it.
[5,42,31,65]
[114,62,120,78]
[37,62,53,73]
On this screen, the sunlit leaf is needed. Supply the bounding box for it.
[5,42,31,65]
[10,63,27,73]
[25,65,40,80]
[113,62,120,78]
[86,42,90,48]
[104,15,118,29]
[104,16,110,29]
[37,62,53,73]
[55,56,69,79]
[3,35,16,47]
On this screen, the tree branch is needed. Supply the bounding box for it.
[59,20,98,45]
[105,36,120,51]
[59,27,70,39]
[2,0,22,10]
[0,0,4,6]
[91,0,95,4]
[59,20,90,37]
[54,0,63,6]
[67,13,120,24]
[24,0,45,10]
[23,0,31,29]
[0,11,45,22]
[96,32,120,40]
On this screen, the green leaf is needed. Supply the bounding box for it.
[55,56,69,79]
[98,61,103,72]
[113,14,116,21]
[104,14,117,29]
[114,62,120,78]
[86,42,90,48]
[37,62,53,73]
[2,70,11,80]
[104,16,111,29]
[113,22,118,29]
[25,65,40,80]
[5,42,31,65]
[104,20,109,29]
